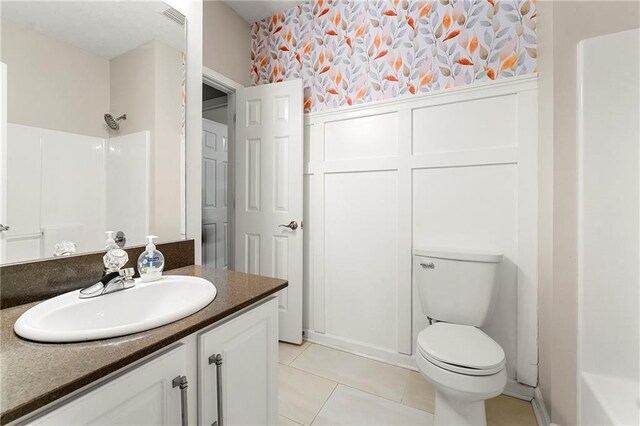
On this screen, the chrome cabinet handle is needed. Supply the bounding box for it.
[278,221,298,230]
[420,262,435,269]
[209,354,223,426]
[172,375,189,426]
[0,224,10,232]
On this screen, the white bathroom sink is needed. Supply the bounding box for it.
[14,275,217,343]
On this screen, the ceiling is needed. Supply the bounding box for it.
[223,0,307,24]
[1,1,186,59]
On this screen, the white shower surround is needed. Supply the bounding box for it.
[577,29,639,426]
[2,124,149,264]
[302,75,539,395]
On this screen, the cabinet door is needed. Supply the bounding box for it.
[29,344,190,425]
[199,298,278,426]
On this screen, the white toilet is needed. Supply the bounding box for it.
[413,248,506,426]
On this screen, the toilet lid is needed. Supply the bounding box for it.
[417,323,505,375]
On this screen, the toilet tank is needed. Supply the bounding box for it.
[413,248,503,327]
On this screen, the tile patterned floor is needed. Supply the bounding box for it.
[278,342,537,426]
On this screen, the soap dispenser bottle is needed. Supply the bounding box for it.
[103,231,128,273]
[137,235,164,282]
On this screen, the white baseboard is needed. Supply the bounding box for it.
[304,329,536,401]
[503,380,535,401]
[532,386,552,426]
[305,329,417,370]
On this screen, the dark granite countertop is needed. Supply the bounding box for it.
[0,266,287,424]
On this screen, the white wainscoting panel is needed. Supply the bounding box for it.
[304,75,538,388]
[412,95,518,154]
[324,113,398,161]
[324,170,399,351]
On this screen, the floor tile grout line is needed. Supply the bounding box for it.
[281,344,537,425]
[287,340,313,365]
[336,383,434,416]
[280,413,304,426]
[278,340,312,366]
[286,347,410,401]
[282,363,340,388]
[308,381,339,425]
[282,362,431,415]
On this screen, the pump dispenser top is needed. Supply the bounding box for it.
[145,235,158,254]
[137,235,164,282]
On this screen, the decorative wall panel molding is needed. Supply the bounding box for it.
[302,75,539,387]
[251,0,537,112]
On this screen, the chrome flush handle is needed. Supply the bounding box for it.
[420,262,435,269]
[278,221,298,230]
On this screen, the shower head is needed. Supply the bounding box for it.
[104,113,127,130]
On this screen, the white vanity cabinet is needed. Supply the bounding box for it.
[198,298,278,426]
[29,344,190,425]
[18,297,278,426]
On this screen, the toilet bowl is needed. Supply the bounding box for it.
[415,322,507,425]
[413,248,506,426]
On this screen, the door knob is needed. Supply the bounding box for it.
[0,224,9,232]
[279,221,298,230]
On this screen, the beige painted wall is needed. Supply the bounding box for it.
[203,0,250,85]
[537,2,640,424]
[153,41,183,242]
[110,42,155,136]
[1,19,110,138]
[110,40,183,242]
[536,0,554,418]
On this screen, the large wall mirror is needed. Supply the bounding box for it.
[0,1,187,265]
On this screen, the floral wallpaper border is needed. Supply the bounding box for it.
[250,0,537,112]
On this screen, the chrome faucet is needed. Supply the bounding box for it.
[79,231,135,299]
[79,268,136,299]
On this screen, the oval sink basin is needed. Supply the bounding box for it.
[14,275,216,343]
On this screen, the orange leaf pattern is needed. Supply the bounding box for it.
[251,0,537,112]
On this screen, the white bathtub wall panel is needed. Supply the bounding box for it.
[578,29,639,424]
[3,238,41,264]
[324,170,399,351]
[41,129,106,256]
[106,131,150,247]
[5,124,43,262]
[412,164,518,379]
[324,113,398,161]
[412,95,518,155]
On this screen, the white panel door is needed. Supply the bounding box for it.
[236,80,303,344]
[202,119,229,270]
[31,345,189,425]
[199,298,278,426]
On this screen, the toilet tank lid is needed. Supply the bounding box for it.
[413,247,503,263]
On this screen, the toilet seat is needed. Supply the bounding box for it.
[417,323,505,377]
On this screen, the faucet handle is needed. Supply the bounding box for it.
[103,248,128,272]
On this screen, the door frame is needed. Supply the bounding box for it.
[0,63,7,262]
[200,67,242,268]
